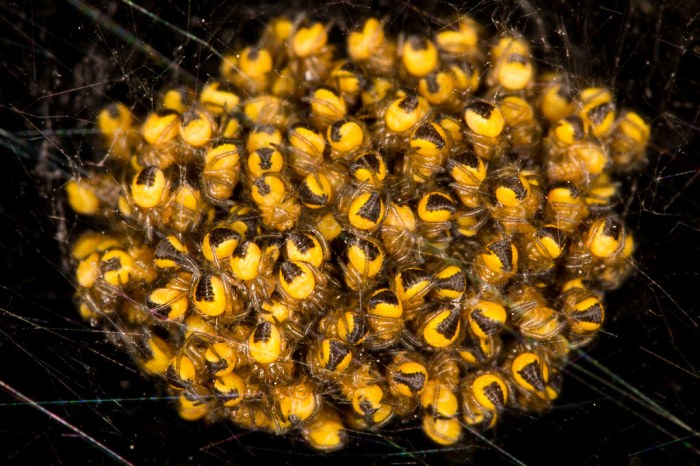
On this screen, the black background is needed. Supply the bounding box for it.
[1,0,699,464]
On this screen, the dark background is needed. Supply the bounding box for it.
[1,0,699,464]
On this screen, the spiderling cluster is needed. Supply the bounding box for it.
[64,13,650,450]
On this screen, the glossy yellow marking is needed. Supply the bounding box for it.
[141,336,173,375]
[292,22,328,57]
[285,232,324,268]
[98,103,132,137]
[229,240,262,281]
[309,86,347,122]
[367,288,403,319]
[179,110,214,147]
[435,16,479,54]
[348,191,385,230]
[586,218,623,258]
[279,260,316,300]
[299,173,332,209]
[422,307,461,348]
[277,382,318,423]
[304,412,345,451]
[248,322,283,364]
[422,416,461,446]
[204,342,237,377]
[347,18,384,61]
[214,373,246,407]
[199,82,240,114]
[402,36,438,77]
[328,119,365,153]
[131,166,169,209]
[390,361,428,397]
[421,380,458,417]
[142,111,179,145]
[316,211,343,241]
[147,287,188,320]
[76,252,100,288]
[192,274,229,317]
[465,102,505,138]
[66,180,100,215]
[468,300,506,338]
[100,249,133,286]
[472,372,508,411]
[346,236,384,278]
[385,95,428,133]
